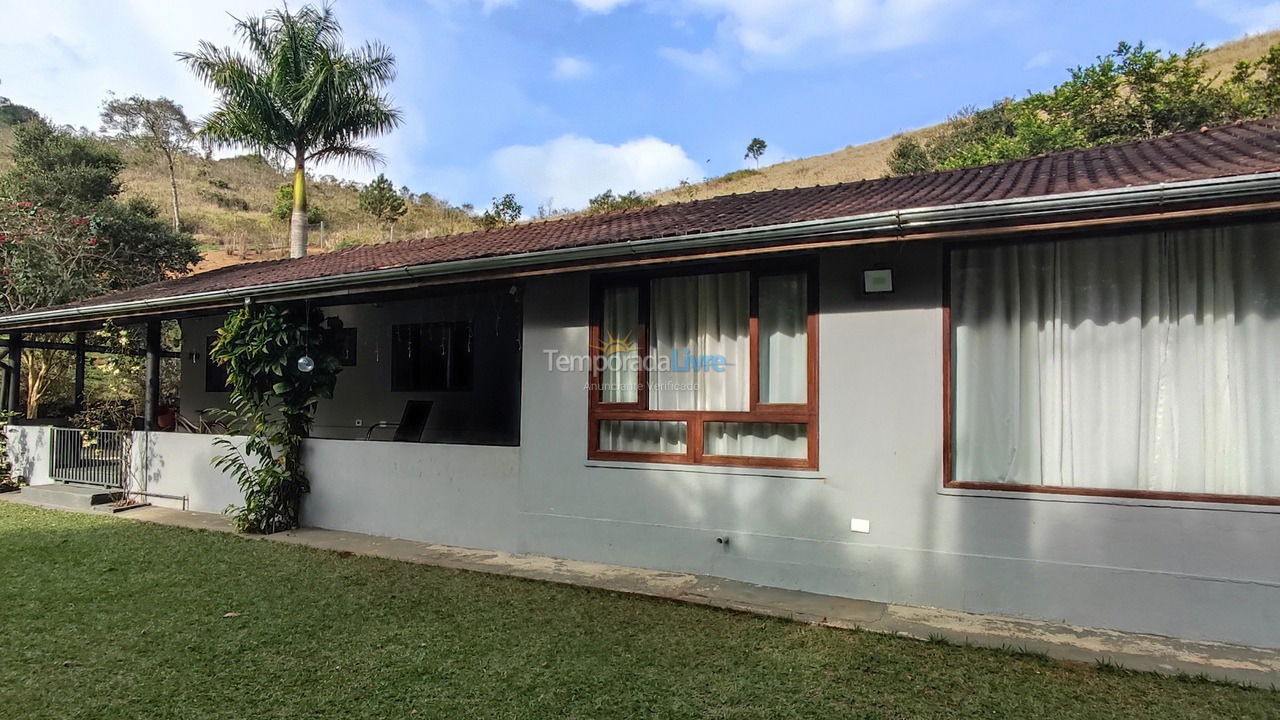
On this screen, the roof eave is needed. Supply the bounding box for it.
[4,170,1280,331]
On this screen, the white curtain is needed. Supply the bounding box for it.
[759,273,808,404]
[599,420,687,453]
[705,422,807,459]
[953,223,1280,496]
[600,286,639,403]
[649,272,751,411]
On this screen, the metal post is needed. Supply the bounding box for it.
[73,331,87,414]
[144,322,161,430]
[5,333,22,418]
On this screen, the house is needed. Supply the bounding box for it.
[5,119,1280,649]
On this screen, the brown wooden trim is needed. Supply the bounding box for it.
[944,480,1280,507]
[941,236,1280,508]
[587,259,819,471]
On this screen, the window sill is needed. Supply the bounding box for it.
[938,485,1280,514]
[584,459,825,481]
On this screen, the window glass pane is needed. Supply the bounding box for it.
[649,271,750,411]
[599,420,687,454]
[952,224,1280,496]
[205,336,229,393]
[704,422,807,459]
[599,286,639,403]
[759,273,808,404]
[391,322,473,391]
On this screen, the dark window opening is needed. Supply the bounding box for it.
[391,322,473,392]
[205,336,230,393]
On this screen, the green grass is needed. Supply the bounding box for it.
[0,503,1275,719]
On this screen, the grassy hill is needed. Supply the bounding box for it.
[651,30,1280,205]
[0,123,479,273]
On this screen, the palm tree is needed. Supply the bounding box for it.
[179,4,401,258]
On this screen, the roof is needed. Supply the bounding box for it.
[7,117,1280,327]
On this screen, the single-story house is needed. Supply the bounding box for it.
[5,119,1280,649]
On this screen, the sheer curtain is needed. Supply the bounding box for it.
[599,286,639,403]
[649,272,751,411]
[953,223,1280,496]
[759,273,808,404]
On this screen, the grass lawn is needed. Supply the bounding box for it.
[0,503,1275,719]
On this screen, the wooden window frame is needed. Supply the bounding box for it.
[942,237,1280,507]
[588,259,819,470]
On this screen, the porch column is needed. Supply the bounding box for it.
[73,331,87,414]
[5,333,22,419]
[144,321,161,430]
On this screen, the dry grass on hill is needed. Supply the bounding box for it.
[651,30,1280,205]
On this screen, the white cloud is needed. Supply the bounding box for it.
[570,0,633,12]
[491,134,700,209]
[1024,50,1055,70]
[481,0,518,11]
[658,46,735,82]
[552,55,594,80]
[1197,0,1280,33]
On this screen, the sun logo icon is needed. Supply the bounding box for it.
[593,330,637,355]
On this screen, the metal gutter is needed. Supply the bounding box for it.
[4,170,1280,329]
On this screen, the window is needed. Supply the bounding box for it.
[391,322,473,392]
[332,327,358,367]
[589,262,817,469]
[204,336,229,393]
[947,223,1280,504]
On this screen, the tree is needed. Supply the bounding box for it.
[884,40,1280,175]
[0,120,199,415]
[100,95,196,232]
[211,305,342,533]
[180,3,402,258]
[586,189,655,215]
[358,173,407,240]
[745,138,767,169]
[272,184,324,224]
[479,193,521,229]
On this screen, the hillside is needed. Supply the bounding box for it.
[0,124,479,273]
[651,30,1280,205]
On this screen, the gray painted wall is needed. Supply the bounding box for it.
[10,235,1278,649]
[516,243,1280,649]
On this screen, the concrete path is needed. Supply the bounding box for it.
[7,493,1279,687]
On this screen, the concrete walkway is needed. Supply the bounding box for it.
[7,493,1279,687]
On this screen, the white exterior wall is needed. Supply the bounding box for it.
[4,425,52,485]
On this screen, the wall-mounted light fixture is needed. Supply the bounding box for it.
[863,268,894,294]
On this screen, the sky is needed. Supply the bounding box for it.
[2,0,1279,213]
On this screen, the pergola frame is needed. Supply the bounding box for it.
[0,323,180,428]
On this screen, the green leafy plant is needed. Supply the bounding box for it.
[888,40,1280,176]
[358,173,407,239]
[0,409,16,488]
[744,137,767,169]
[585,189,655,215]
[479,193,522,229]
[272,184,324,224]
[209,304,342,533]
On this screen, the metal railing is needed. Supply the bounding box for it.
[49,428,128,488]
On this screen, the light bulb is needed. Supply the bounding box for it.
[297,355,315,373]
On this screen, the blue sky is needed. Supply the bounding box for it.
[2,0,1279,213]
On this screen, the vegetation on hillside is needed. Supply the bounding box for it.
[650,31,1280,204]
[887,42,1280,175]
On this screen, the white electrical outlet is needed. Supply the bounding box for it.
[850,518,870,534]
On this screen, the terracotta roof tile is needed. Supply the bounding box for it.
[12,117,1280,316]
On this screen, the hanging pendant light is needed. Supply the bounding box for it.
[298,300,315,373]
